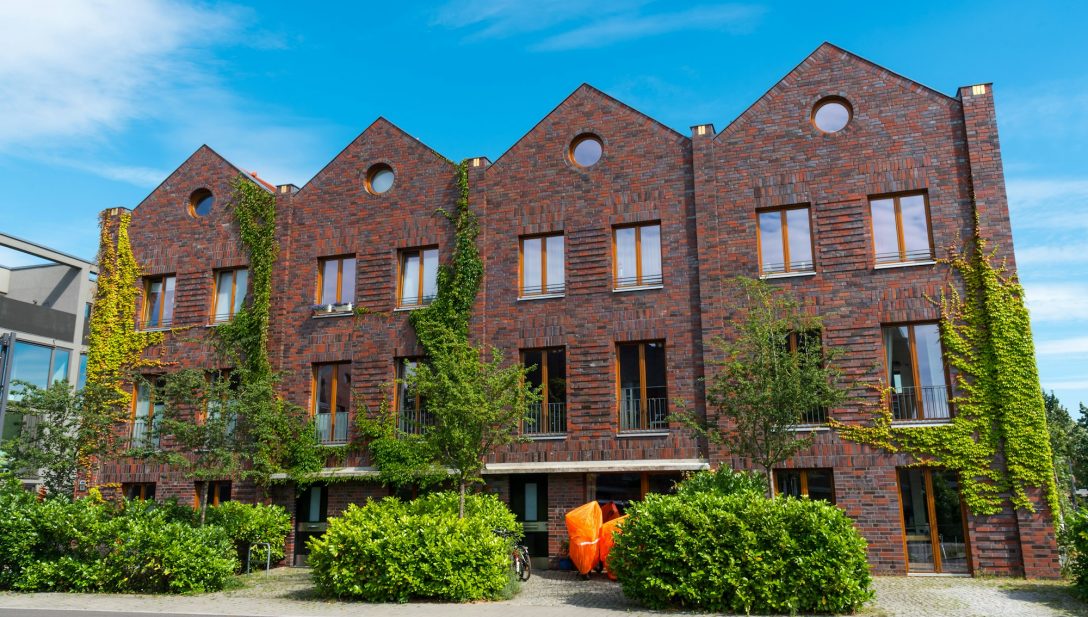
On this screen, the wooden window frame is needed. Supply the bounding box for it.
[211,268,247,323]
[615,340,667,431]
[396,247,438,308]
[518,234,565,297]
[311,362,350,443]
[200,369,237,426]
[141,274,175,329]
[869,191,935,265]
[520,347,566,434]
[895,468,972,575]
[124,482,155,501]
[773,468,835,503]
[395,357,428,434]
[129,377,162,447]
[316,255,355,305]
[612,223,662,289]
[755,205,815,275]
[195,480,231,509]
[882,322,953,421]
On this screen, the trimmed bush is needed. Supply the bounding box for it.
[610,490,873,614]
[308,491,519,602]
[205,501,291,568]
[674,467,766,498]
[1063,508,1088,595]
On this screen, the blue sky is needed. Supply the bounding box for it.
[1,1,1086,408]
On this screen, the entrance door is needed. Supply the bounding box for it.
[509,475,548,561]
[294,484,328,566]
[897,468,969,573]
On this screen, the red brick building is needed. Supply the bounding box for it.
[94,44,1058,577]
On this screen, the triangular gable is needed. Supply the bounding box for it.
[487,83,688,171]
[132,144,271,212]
[298,117,454,195]
[715,42,960,141]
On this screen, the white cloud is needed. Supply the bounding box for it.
[0,1,237,148]
[1024,283,1088,323]
[1006,178,1088,216]
[1016,245,1088,266]
[432,1,764,51]
[1036,336,1088,356]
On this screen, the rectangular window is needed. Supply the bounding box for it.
[398,248,438,308]
[123,483,156,501]
[10,341,53,397]
[196,481,232,509]
[870,192,933,264]
[613,223,662,289]
[898,468,968,574]
[617,341,667,431]
[775,468,835,503]
[883,324,951,420]
[142,275,176,328]
[77,353,88,390]
[317,256,356,305]
[757,206,814,275]
[131,377,163,448]
[522,348,567,434]
[396,358,432,434]
[784,331,829,424]
[204,370,239,435]
[212,268,248,323]
[312,363,350,444]
[519,234,565,297]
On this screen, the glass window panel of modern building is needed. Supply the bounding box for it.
[399,248,438,308]
[520,235,565,297]
[212,268,248,323]
[870,193,933,265]
[522,348,566,434]
[884,324,951,420]
[396,359,431,434]
[131,378,163,448]
[318,256,356,305]
[758,206,814,275]
[312,363,350,444]
[613,224,662,289]
[775,468,835,503]
[898,468,968,574]
[142,275,175,328]
[618,341,667,431]
[8,340,72,401]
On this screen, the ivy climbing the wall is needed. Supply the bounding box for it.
[834,222,1058,516]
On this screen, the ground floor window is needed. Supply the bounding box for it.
[123,482,155,501]
[898,468,969,574]
[595,472,681,515]
[195,480,231,509]
[774,468,835,503]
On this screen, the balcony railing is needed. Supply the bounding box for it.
[875,248,934,265]
[891,385,952,421]
[398,407,433,435]
[614,272,664,289]
[130,417,160,449]
[520,283,566,297]
[760,259,815,276]
[799,406,828,425]
[524,401,566,434]
[314,411,349,444]
[135,316,175,330]
[620,388,668,431]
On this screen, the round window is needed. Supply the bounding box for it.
[812,98,852,133]
[569,134,603,168]
[367,164,395,195]
[189,189,214,217]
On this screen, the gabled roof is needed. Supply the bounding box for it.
[487,83,688,170]
[715,42,960,141]
[296,116,453,196]
[133,144,273,211]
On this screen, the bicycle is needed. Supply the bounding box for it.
[494,528,531,581]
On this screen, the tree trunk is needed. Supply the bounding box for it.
[459,479,466,519]
[199,480,209,526]
[765,466,775,499]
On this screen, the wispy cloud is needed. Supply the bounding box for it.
[1024,283,1088,322]
[433,1,764,51]
[1036,336,1088,356]
[1016,245,1088,266]
[999,78,1088,142]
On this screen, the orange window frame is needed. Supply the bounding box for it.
[754,205,814,275]
[611,223,661,288]
[520,347,565,432]
[396,247,437,308]
[518,234,563,297]
[142,274,174,327]
[211,268,246,323]
[311,363,349,440]
[869,191,935,264]
[615,340,667,429]
[881,322,952,420]
[316,256,354,304]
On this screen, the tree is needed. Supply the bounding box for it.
[676,278,847,494]
[4,380,83,496]
[1043,389,1085,513]
[137,369,249,524]
[373,337,538,518]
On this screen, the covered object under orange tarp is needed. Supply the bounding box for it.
[599,514,627,580]
[565,501,602,574]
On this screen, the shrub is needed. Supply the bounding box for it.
[308,491,519,602]
[610,491,873,614]
[205,501,291,568]
[674,467,767,498]
[1063,509,1088,594]
[0,477,38,588]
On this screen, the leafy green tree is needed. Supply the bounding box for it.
[137,370,249,524]
[5,380,83,496]
[676,278,847,494]
[1043,390,1085,513]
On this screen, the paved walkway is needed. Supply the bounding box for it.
[0,568,1085,616]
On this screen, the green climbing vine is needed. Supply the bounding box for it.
[833,221,1058,516]
[80,211,165,478]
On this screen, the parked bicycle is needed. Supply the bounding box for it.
[494,528,531,581]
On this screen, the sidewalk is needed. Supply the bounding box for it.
[0,567,1084,617]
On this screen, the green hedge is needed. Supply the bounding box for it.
[308,491,519,602]
[674,467,767,498]
[205,501,291,567]
[1062,509,1088,595]
[610,482,873,614]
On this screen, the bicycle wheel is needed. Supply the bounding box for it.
[517,546,531,582]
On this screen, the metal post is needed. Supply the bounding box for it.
[0,332,15,441]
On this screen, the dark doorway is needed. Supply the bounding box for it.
[509,475,548,559]
[897,468,969,574]
[294,484,328,565]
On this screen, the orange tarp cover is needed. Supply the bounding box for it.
[599,514,627,580]
[600,501,621,523]
[565,501,602,575]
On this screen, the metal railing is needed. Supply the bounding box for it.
[891,385,952,420]
[799,406,828,425]
[875,248,934,265]
[523,401,566,434]
[135,316,175,330]
[398,407,434,435]
[398,294,437,309]
[314,411,349,444]
[130,417,160,449]
[520,283,566,297]
[614,272,663,288]
[619,389,668,431]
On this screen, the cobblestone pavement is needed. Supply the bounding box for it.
[1,568,1086,616]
